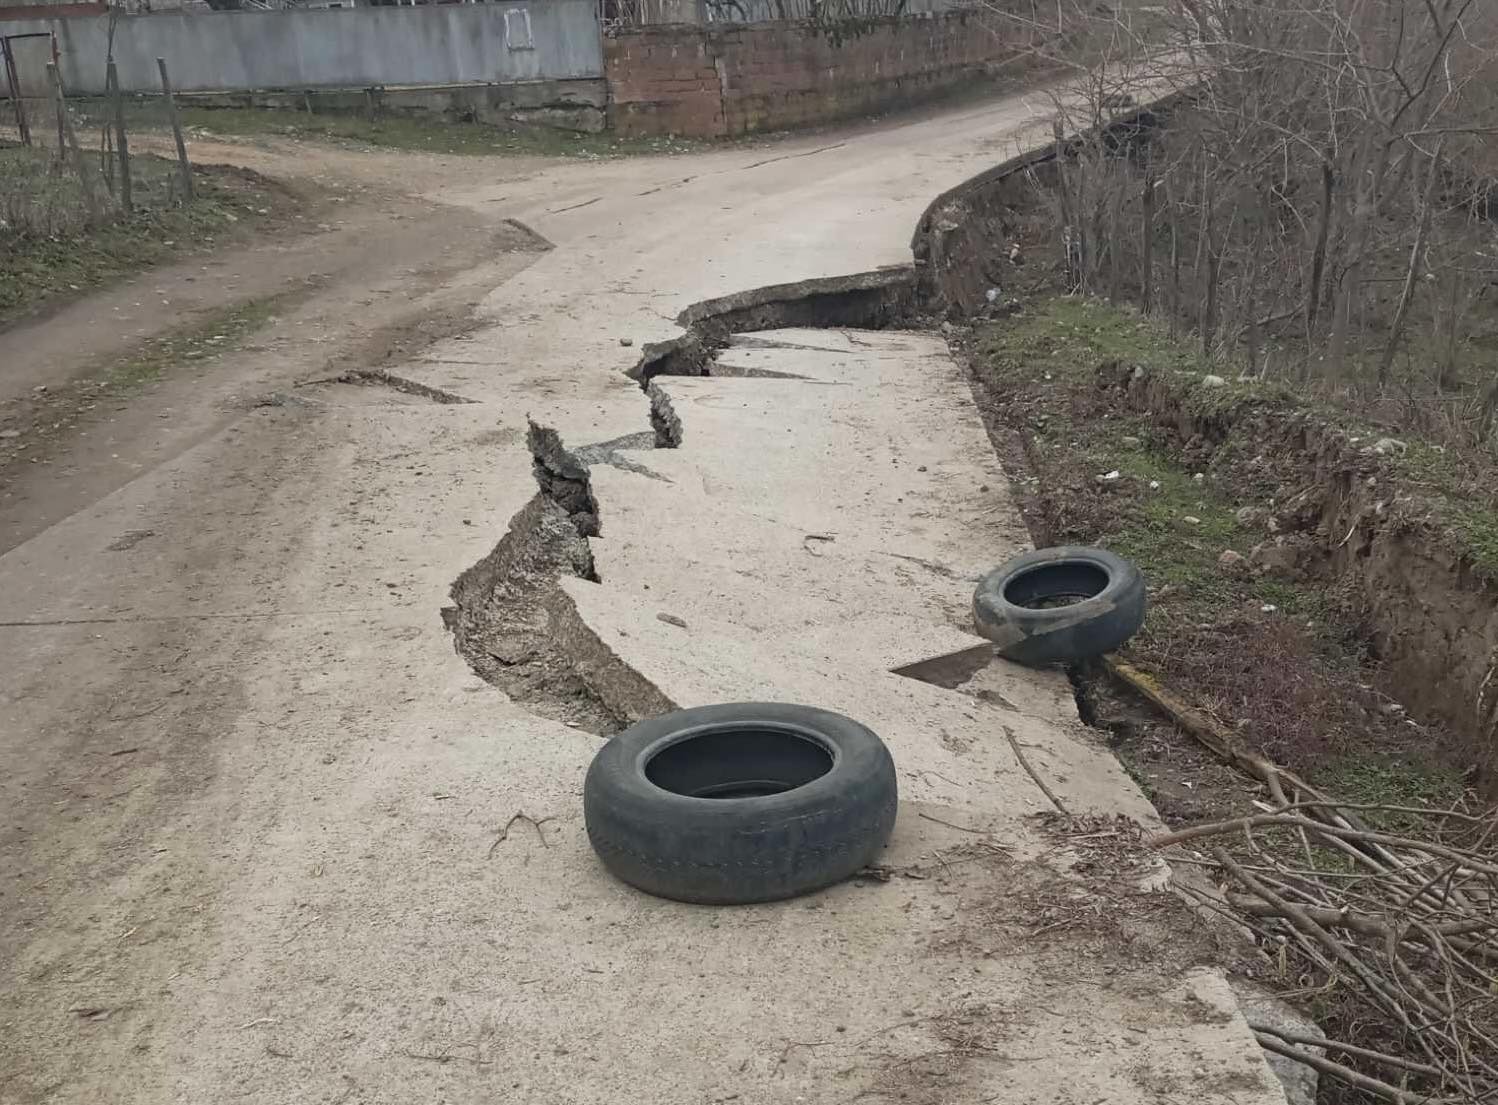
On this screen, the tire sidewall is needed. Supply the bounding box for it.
[973,546,1146,664]
[584,703,897,904]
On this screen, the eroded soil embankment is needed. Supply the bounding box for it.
[1097,361,1498,768]
[915,134,1498,780]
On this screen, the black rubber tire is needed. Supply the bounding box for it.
[583,703,898,905]
[972,545,1146,666]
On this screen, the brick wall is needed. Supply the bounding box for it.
[604,13,1010,138]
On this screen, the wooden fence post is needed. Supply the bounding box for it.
[47,62,102,220]
[156,56,193,201]
[1,36,30,147]
[108,59,132,213]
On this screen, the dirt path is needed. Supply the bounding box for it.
[0,135,555,551]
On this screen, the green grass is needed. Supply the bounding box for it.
[976,295,1198,375]
[1320,755,1465,832]
[104,103,709,159]
[105,292,289,391]
[1399,440,1498,579]
[1,147,279,325]
[976,297,1327,616]
[982,296,1498,583]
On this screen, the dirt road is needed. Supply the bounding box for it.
[0,97,1286,1104]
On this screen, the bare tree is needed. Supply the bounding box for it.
[983,0,1498,429]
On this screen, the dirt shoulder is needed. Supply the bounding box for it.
[965,296,1472,814]
[964,294,1498,1103]
[0,139,555,552]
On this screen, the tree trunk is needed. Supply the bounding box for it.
[1305,161,1334,347]
[1379,139,1445,385]
[1140,170,1155,314]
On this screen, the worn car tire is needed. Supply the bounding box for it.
[583,703,898,905]
[973,546,1146,666]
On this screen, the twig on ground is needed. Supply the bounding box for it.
[1253,1032,1449,1104]
[1002,724,1070,816]
[1249,1022,1443,1077]
[915,811,992,835]
[487,811,557,857]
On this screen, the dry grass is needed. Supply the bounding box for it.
[0,146,282,324]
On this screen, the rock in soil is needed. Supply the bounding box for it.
[1249,537,1304,580]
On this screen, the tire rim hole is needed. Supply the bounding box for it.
[1004,562,1110,609]
[645,727,834,800]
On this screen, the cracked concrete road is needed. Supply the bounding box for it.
[0,91,1286,1104]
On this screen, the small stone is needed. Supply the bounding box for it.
[985,287,1001,304]
[1261,604,1278,613]
[0,429,20,440]
[978,484,990,492]
[1200,374,1227,388]
[1371,437,1407,455]
[1192,473,1205,484]
[1379,702,1406,717]
[33,385,47,393]
[1250,538,1304,579]
[1217,549,1247,571]
[656,613,687,629]
[1098,470,1121,482]
[917,465,927,472]
[1121,435,1140,447]
[1183,515,1201,525]
[1148,480,1161,491]
[1235,505,1265,527]
[620,338,634,348]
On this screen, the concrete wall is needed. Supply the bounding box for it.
[604,12,1012,137]
[2,1,602,94]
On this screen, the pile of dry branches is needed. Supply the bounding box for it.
[1154,778,1498,1103]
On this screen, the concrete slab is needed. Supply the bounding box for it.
[542,320,1290,1101]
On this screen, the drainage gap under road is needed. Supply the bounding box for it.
[628,268,923,387]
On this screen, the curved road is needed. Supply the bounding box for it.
[1,93,1283,1104]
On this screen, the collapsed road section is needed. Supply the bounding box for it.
[440,310,1294,1102]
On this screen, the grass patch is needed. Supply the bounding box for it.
[1,147,281,325]
[105,103,708,159]
[1399,440,1498,579]
[972,295,1423,783]
[1320,755,1465,832]
[975,295,1197,377]
[975,297,1316,615]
